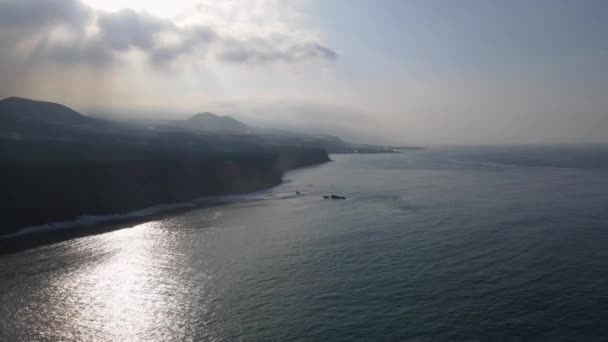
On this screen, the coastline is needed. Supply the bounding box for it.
[0,192,265,255]
[0,160,330,255]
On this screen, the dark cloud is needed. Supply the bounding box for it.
[0,0,337,71]
[286,42,338,61]
[97,9,174,51]
[0,0,99,72]
[218,40,337,64]
[0,0,90,30]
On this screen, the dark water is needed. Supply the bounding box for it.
[2,146,608,341]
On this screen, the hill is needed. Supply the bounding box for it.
[0,97,90,124]
[182,112,251,132]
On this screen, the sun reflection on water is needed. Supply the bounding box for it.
[45,221,210,341]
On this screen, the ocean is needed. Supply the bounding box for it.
[1,145,608,341]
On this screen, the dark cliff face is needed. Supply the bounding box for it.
[276,147,331,171]
[0,97,331,236]
[0,148,329,235]
[1,157,283,233]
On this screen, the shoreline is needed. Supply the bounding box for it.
[0,188,275,255]
[0,160,331,256]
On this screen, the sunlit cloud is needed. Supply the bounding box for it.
[0,0,336,68]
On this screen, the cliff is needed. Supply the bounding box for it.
[0,97,330,236]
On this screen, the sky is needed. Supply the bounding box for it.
[1,0,607,145]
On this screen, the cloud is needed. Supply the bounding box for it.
[97,9,173,51]
[39,37,115,67]
[218,40,337,64]
[0,0,90,30]
[0,0,337,69]
[148,25,218,64]
[0,0,342,138]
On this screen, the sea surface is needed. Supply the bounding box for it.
[1,145,608,341]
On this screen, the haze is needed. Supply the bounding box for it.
[1,0,607,145]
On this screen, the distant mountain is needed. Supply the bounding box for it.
[0,97,124,141]
[153,111,401,154]
[179,112,251,132]
[0,97,93,125]
[0,96,403,156]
